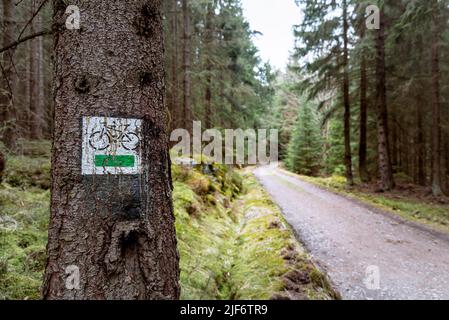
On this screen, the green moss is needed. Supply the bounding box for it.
[4,156,50,190]
[0,182,49,299]
[230,172,337,300]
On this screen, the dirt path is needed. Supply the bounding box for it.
[254,165,449,300]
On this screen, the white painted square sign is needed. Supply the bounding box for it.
[82,117,142,175]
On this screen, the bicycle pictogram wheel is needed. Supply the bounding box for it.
[121,132,140,151]
[89,131,111,151]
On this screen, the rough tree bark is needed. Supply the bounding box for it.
[43,0,180,300]
[0,0,17,148]
[430,0,443,196]
[342,0,354,186]
[375,6,395,191]
[182,0,191,132]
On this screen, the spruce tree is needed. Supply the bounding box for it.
[286,100,323,176]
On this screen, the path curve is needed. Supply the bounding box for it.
[254,165,449,300]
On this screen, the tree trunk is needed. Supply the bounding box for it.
[444,134,449,195]
[43,0,180,300]
[0,0,17,148]
[204,1,214,129]
[390,114,398,168]
[29,1,43,140]
[359,18,369,183]
[342,0,353,186]
[37,12,46,136]
[182,0,192,132]
[375,6,395,191]
[416,92,426,186]
[171,0,180,130]
[431,1,443,196]
[0,150,4,183]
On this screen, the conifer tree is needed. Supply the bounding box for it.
[286,100,323,176]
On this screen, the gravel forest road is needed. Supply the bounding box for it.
[254,165,449,300]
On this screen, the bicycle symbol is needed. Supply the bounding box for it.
[89,121,140,151]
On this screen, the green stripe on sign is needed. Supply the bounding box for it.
[95,155,135,168]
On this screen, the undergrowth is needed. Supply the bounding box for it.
[0,141,337,300]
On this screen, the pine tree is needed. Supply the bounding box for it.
[286,100,322,176]
[374,2,395,191]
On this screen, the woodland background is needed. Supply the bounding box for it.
[1,0,449,195]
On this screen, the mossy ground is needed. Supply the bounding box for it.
[287,170,449,232]
[0,141,336,300]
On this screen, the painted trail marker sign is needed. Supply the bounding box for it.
[82,117,142,175]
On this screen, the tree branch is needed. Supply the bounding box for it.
[0,30,52,54]
[17,0,50,40]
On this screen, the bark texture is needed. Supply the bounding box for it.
[43,0,180,300]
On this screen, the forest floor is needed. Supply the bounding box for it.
[254,165,449,300]
[0,141,337,300]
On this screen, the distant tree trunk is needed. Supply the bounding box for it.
[444,131,449,194]
[0,150,4,183]
[171,0,180,130]
[37,12,46,136]
[430,1,443,196]
[25,38,32,137]
[204,1,214,129]
[402,127,409,176]
[358,19,369,183]
[43,0,180,300]
[29,1,43,140]
[375,6,395,191]
[416,92,426,186]
[342,0,353,186]
[0,0,17,148]
[182,0,192,131]
[390,115,398,168]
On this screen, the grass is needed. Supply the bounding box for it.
[0,141,337,300]
[284,170,449,232]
